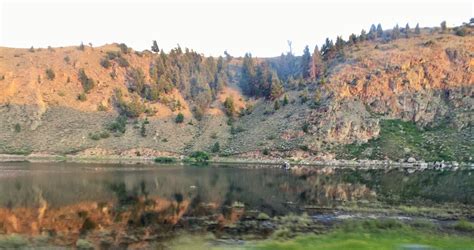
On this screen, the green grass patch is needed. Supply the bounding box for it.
[253,219,474,250]
[454,219,474,232]
[337,119,473,162]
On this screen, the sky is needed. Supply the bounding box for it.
[0,0,472,57]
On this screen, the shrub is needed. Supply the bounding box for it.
[76,239,93,250]
[0,235,28,249]
[231,126,245,134]
[118,43,129,54]
[262,148,270,155]
[64,55,70,64]
[0,75,5,81]
[223,96,235,117]
[106,51,120,60]
[29,46,35,52]
[283,95,289,106]
[116,95,146,118]
[455,27,466,37]
[100,58,111,69]
[140,122,146,137]
[107,115,127,134]
[78,69,95,93]
[454,219,474,232]
[211,142,220,153]
[175,112,184,123]
[116,57,129,67]
[77,93,87,101]
[274,100,280,110]
[302,122,310,133]
[45,68,55,80]
[154,157,176,163]
[189,151,210,162]
[14,123,21,133]
[89,133,101,140]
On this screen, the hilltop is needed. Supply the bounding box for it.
[0,23,472,163]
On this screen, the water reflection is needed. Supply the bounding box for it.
[0,162,472,247]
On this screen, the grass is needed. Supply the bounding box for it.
[454,219,474,232]
[337,119,473,162]
[0,234,28,249]
[252,219,474,250]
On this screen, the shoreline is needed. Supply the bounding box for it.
[0,153,472,170]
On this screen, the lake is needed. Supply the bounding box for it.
[0,162,473,249]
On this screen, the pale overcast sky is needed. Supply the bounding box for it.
[0,0,472,57]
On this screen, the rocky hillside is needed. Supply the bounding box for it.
[0,27,472,163]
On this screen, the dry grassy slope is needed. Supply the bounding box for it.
[0,33,472,159]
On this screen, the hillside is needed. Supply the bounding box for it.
[0,27,473,163]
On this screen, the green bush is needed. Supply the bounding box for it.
[78,69,94,93]
[0,234,28,248]
[14,123,21,133]
[76,239,94,250]
[175,112,184,123]
[454,219,474,232]
[77,93,87,101]
[106,51,120,60]
[116,57,129,67]
[107,115,127,134]
[190,151,210,162]
[211,142,220,153]
[100,58,111,68]
[154,157,177,163]
[45,68,55,80]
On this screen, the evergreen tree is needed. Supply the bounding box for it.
[151,40,159,53]
[321,38,335,61]
[348,34,358,45]
[334,36,346,60]
[415,23,421,35]
[391,24,400,39]
[359,29,367,42]
[310,45,322,80]
[368,24,377,40]
[376,24,383,37]
[301,45,312,79]
[405,23,410,38]
[440,21,447,33]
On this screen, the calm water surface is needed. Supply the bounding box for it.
[0,162,472,248]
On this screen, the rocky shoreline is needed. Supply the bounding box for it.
[0,153,472,170]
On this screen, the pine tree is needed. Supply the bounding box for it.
[368,24,377,40]
[348,34,358,45]
[301,45,312,79]
[310,45,322,80]
[376,24,383,37]
[359,29,367,42]
[321,38,334,61]
[405,23,410,38]
[151,40,159,53]
[391,24,400,39]
[415,23,421,35]
[440,21,447,33]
